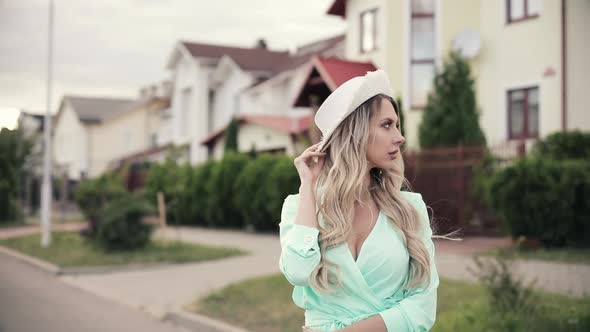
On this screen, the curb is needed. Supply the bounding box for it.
[165,310,253,332]
[0,245,253,332]
[0,245,60,275]
[61,276,253,332]
[0,244,178,276]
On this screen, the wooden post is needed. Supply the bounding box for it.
[157,192,168,244]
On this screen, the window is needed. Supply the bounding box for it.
[410,0,435,109]
[360,8,378,53]
[508,86,539,140]
[506,0,540,24]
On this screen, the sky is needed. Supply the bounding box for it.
[0,0,345,129]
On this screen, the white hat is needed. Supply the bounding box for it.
[314,69,395,152]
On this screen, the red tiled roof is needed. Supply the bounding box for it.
[181,41,291,73]
[292,56,378,107]
[327,0,346,17]
[200,114,313,146]
[315,57,377,89]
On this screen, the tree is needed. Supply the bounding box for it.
[224,117,239,153]
[418,51,486,148]
[0,128,33,222]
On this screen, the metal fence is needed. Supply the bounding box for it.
[404,142,525,236]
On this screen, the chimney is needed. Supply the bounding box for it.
[255,38,268,49]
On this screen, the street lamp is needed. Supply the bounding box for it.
[41,0,54,247]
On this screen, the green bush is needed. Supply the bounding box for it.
[487,158,590,247]
[533,130,590,160]
[74,173,128,237]
[144,160,185,224]
[264,156,300,229]
[0,128,33,222]
[176,161,215,226]
[205,152,250,228]
[470,249,540,331]
[234,154,281,231]
[95,194,154,251]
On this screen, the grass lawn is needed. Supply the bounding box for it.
[189,274,590,332]
[0,214,86,228]
[0,220,28,228]
[484,246,590,265]
[0,231,246,267]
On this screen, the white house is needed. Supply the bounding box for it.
[165,40,294,165]
[198,34,346,158]
[53,96,135,181]
[326,0,590,150]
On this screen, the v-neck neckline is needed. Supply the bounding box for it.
[347,209,383,264]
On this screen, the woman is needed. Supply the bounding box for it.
[279,70,438,332]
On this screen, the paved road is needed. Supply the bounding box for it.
[0,252,189,332]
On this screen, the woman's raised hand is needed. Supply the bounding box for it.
[293,142,326,186]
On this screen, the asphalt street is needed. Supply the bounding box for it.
[0,252,189,332]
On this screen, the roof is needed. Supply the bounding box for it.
[293,56,378,107]
[64,96,135,124]
[246,34,345,90]
[180,41,291,73]
[294,34,345,57]
[200,113,313,146]
[115,143,174,166]
[327,0,346,17]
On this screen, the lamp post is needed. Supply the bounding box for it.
[41,0,54,247]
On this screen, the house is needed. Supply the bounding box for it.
[197,34,346,158]
[53,96,135,181]
[165,39,294,165]
[17,111,47,213]
[200,113,313,160]
[326,0,590,150]
[108,81,174,170]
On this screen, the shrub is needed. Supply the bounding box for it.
[74,173,128,237]
[533,130,590,160]
[487,158,590,247]
[176,161,215,226]
[205,152,250,228]
[264,156,300,228]
[234,154,281,231]
[470,249,540,331]
[95,194,154,251]
[144,160,185,224]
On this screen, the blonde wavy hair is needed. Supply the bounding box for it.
[310,94,431,293]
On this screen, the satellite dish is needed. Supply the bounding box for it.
[452,29,481,59]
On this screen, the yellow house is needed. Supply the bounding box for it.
[327,0,590,149]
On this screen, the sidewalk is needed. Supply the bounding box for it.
[59,227,589,313]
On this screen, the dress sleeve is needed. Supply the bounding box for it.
[378,193,439,332]
[278,194,322,287]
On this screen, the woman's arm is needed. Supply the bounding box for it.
[279,184,322,286]
[336,315,388,332]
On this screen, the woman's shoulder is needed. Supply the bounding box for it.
[283,193,300,206]
[400,191,425,207]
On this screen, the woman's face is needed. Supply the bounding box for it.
[366,98,405,169]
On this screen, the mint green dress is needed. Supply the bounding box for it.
[279,191,438,332]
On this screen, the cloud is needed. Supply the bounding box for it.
[0,0,345,111]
